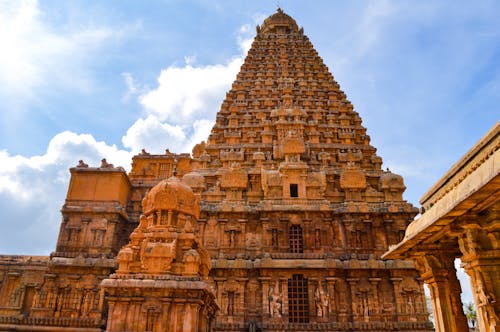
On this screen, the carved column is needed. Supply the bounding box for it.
[280,277,289,317]
[326,277,337,319]
[347,278,358,321]
[218,219,227,249]
[310,277,319,318]
[369,277,381,319]
[214,277,226,318]
[259,277,271,317]
[303,218,311,250]
[237,277,248,319]
[390,277,402,320]
[458,220,500,332]
[414,251,468,332]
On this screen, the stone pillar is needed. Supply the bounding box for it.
[369,277,381,319]
[259,277,271,317]
[310,277,319,318]
[280,277,289,317]
[347,278,358,321]
[459,222,500,332]
[390,277,402,320]
[214,277,226,318]
[414,252,469,332]
[303,218,311,250]
[326,277,337,319]
[219,219,227,249]
[237,277,248,319]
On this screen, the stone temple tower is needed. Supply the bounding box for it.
[0,8,434,332]
[181,8,433,332]
[101,176,218,332]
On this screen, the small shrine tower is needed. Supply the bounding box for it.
[101,176,218,332]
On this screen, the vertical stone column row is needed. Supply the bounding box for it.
[414,252,468,332]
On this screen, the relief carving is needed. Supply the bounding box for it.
[314,282,330,317]
[268,282,282,318]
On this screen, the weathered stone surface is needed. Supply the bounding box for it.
[0,8,433,332]
[102,176,217,331]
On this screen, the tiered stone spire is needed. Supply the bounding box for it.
[189,7,404,211]
[0,9,432,332]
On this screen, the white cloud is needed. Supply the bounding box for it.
[138,24,253,125]
[122,115,186,154]
[0,131,132,254]
[139,58,243,124]
[121,72,145,103]
[122,115,215,155]
[0,131,132,199]
[124,24,253,155]
[0,0,124,109]
[0,21,254,254]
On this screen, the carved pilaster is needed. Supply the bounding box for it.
[413,252,468,332]
[325,277,337,319]
[280,277,289,317]
[259,277,271,317]
[458,220,500,332]
[347,278,358,322]
[214,277,226,318]
[369,277,381,318]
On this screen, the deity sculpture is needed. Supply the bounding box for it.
[314,284,329,317]
[268,283,282,318]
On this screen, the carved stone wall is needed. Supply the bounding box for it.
[0,8,433,332]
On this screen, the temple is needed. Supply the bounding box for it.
[0,9,435,332]
[384,122,500,332]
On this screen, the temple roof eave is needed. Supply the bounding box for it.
[383,136,500,259]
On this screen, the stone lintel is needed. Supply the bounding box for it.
[101,278,214,291]
[211,258,415,269]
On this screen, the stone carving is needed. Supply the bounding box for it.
[100,158,114,168]
[476,277,498,332]
[0,8,432,332]
[314,283,330,317]
[102,176,217,331]
[192,141,206,158]
[268,282,282,318]
[77,160,88,167]
[379,169,406,201]
[220,164,248,189]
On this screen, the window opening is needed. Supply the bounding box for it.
[158,163,170,178]
[290,183,298,197]
[288,274,309,323]
[289,225,304,253]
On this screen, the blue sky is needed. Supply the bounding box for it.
[0,1,498,305]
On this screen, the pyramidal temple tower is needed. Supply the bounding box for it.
[0,8,433,332]
[181,8,433,331]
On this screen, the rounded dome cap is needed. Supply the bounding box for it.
[379,171,406,190]
[260,8,299,33]
[142,176,200,218]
